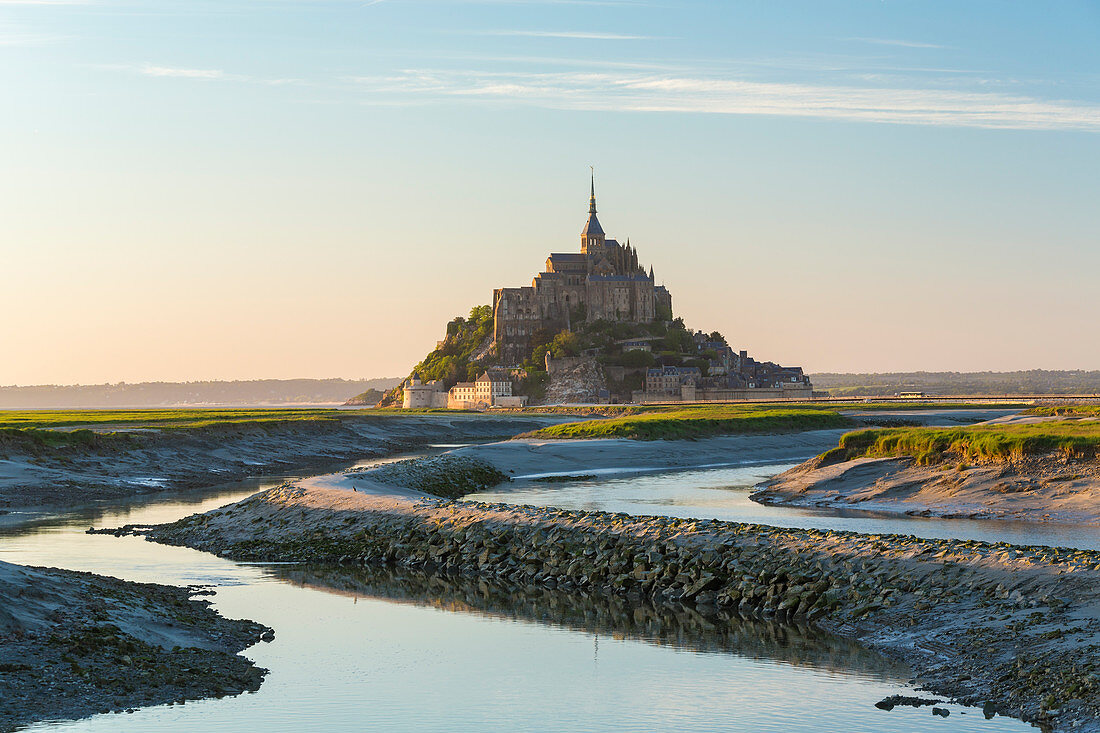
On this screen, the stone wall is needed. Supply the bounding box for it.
[631,386,816,404]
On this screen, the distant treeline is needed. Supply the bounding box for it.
[0,378,403,409]
[811,370,1100,396]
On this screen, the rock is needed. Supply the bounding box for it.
[875,695,942,711]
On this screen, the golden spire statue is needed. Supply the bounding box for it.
[589,166,597,214]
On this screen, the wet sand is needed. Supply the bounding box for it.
[756,452,1100,524]
[447,430,850,480]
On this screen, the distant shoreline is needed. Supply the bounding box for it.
[0,377,403,410]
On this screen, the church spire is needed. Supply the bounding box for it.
[588,166,597,214]
[580,167,605,252]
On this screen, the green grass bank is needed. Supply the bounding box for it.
[820,422,1100,465]
[517,406,856,440]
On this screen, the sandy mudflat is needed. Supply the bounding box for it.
[445,430,851,479]
[755,454,1100,524]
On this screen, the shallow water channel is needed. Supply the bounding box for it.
[1,454,1044,732]
[473,463,1100,550]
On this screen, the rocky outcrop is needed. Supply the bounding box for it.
[342,388,385,406]
[142,483,1100,732]
[543,357,607,405]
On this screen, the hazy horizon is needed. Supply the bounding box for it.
[7,368,1100,391]
[5,0,1099,384]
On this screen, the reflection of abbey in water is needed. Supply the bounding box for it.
[491,175,673,366]
[273,563,907,679]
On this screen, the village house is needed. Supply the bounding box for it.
[446,370,528,409]
[646,366,702,395]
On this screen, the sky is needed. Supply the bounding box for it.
[2,0,1099,385]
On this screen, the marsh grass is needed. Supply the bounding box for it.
[0,408,348,431]
[828,423,1100,465]
[1024,405,1100,418]
[0,407,483,433]
[0,427,125,452]
[0,407,477,452]
[517,406,855,440]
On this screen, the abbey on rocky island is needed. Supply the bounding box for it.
[388,175,815,408]
[492,176,672,365]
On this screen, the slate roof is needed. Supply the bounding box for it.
[581,212,605,237]
[588,274,650,282]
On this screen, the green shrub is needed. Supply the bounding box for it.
[618,350,657,368]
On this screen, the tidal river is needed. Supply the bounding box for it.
[0,453,1045,732]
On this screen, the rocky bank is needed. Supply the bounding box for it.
[0,560,272,732]
[138,481,1100,732]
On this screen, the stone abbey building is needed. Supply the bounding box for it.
[492,178,672,365]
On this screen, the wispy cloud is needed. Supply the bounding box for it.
[95,63,305,86]
[473,30,655,40]
[432,0,649,4]
[140,64,225,79]
[362,0,649,5]
[348,68,1100,132]
[844,37,945,50]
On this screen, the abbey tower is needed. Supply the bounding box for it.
[492,176,673,365]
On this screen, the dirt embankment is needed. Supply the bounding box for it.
[0,414,557,509]
[754,452,1100,524]
[137,481,1100,732]
[0,560,271,732]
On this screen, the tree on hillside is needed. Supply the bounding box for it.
[551,330,581,357]
[411,305,495,387]
[618,350,657,368]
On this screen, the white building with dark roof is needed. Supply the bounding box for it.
[447,370,527,409]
